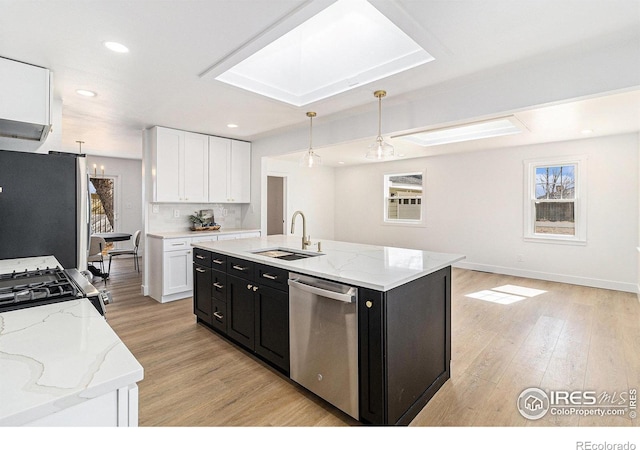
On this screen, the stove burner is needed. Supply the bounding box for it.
[0,267,81,310]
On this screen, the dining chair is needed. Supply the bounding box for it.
[88,236,107,275]
[108,230,141,274]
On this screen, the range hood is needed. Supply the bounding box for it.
[0,57,52,151]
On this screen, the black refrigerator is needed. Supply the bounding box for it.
[0,149,89,269]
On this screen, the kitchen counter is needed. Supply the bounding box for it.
[192,234,464,291]
[0,299,143,426]
[147,228,260,239]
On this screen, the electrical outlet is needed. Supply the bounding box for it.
[173,209,180,218]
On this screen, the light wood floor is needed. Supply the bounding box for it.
[103,259,640,427]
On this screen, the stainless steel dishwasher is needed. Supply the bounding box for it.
[288,273,359,419]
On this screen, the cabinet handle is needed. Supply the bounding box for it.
[213,259,224,265]
[261,273,277,280]
[196,255,205,260]
[213,312,224,320]
[247,284,253,289]
[252,286,259,292]
[213,282,224,289]
[366,300,373,308]
[195,267,206,273]
[233,264,248,271]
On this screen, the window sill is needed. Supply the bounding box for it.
[524,235,586,246]
[382,220,426,228]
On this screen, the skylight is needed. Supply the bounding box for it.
[396,116,525,147]
[215,0,434,106]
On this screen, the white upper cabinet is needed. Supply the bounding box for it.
[154,127,182,202]
[208,136,251,203]
[152,127,208,202]
[183,131,209,202]
[149,126,249,203]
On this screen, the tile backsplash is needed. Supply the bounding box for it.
[148,203,243,232]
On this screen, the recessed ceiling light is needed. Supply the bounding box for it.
[227,123,239,128]
[215,0,434,106]
[76,89,96,97]
[395,116,525,147]
[104,41,129,53]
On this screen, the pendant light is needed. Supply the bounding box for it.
[366,90,394,160]
[299,111,322,168]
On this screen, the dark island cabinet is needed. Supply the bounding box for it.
[227,274,256,350]
[193,250,290,374]
[254,282,289,372]
[358,266,452,426]
[193,249,213,325]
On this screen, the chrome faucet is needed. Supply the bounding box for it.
[290,210,311,250]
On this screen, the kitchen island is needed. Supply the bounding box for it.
[0,299,143,426]
[192,235,464,425]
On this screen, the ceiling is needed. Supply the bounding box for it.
[1,0,639,162]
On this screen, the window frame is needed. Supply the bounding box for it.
[523,155,587,245]
[382,170,426,227]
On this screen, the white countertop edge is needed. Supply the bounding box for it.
[0,299,143,426]
[192,236,465,291]
[147,228,260,239]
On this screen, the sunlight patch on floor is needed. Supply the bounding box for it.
[466,284,547,305]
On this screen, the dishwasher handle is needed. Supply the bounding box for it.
[288,278,356,303]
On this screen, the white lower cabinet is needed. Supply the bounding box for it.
[163,248,193,295]
[147,231,259,303]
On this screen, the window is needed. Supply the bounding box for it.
[384,171,425,225]
[524,156,587,244]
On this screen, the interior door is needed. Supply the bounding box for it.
[267,176,285,235]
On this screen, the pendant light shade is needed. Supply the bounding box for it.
[366,90,394,160]
[300,111,322,167]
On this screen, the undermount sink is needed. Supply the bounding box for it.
[251,248,322,261]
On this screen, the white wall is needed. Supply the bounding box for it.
[333,133,639,292]
[85,155,143,251]
[262,158,335,242]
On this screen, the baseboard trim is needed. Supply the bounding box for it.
[453,261,637,293]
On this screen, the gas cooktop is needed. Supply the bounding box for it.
[0,266,84,312]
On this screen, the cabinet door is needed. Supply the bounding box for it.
[229,140,251,203]
[226,274,255,350]
[193,264,212,324]
[183,132,209,202]
[208,135,230,202]
[358,288,386,425]
[163,248,193,295]
[254,284,289,373]
[155,127,183,202]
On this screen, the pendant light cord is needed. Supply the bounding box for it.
[309,114,313,151]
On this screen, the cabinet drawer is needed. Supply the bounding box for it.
[163,238,190,251]
[193,248,212,268]
[211,252,227,269]
[211,298,227,334]
[211,270,227,302]
[227,257,254,280]
[255,264,289,292]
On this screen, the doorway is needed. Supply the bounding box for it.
[90,177,115,234]
[267,176,286,235]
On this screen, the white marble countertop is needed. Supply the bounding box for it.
[0,299,143,426]
[147,228,260,239]
[0,255,62,273]
[192,235,465,291]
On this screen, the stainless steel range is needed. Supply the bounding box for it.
[0,262,108,316]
